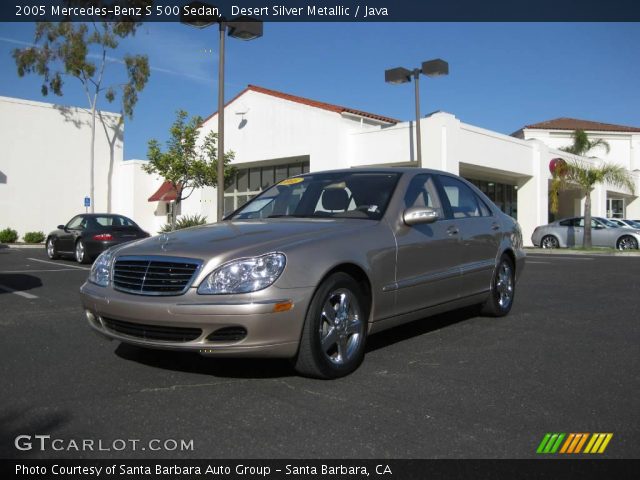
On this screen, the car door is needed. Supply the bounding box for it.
[591,218,613,247]
[393,173,466,315]
[556,218,578,246]
[58,215,85,252]
[436,175,500,297]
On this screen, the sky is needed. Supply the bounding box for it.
[1,22,639,160]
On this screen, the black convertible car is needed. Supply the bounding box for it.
[46,214,150,264]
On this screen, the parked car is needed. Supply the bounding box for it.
[46,214,150,264]
[531,217,640,250]
[80,168,526,379]
[618,219,640,229]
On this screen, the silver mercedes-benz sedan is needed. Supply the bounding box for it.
[80,168,526,378]
[531,217,640,250]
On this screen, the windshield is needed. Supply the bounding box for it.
[229,171,401,221]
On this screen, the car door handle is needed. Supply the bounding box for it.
[491,223,500,231]
[447,226,459,236]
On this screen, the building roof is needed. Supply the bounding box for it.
[203,84,399,125]
[522,117,640,133]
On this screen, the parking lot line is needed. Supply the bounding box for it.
[0,284,38,299]
[527,256,593,261]
[0,268,87,274]
[27,258,91,270]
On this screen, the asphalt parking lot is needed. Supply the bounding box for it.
[0,246,638,459]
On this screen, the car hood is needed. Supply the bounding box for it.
[112,218,377,261]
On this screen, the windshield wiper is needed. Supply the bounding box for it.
[267,214,311,218]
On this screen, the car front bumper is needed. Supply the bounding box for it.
[79,282,315,358]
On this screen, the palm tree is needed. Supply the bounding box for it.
[550,130,635,248]
[559,129,611,157]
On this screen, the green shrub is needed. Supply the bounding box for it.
[160,214,208,232]
[0,228,19,243]
[23,231,45,243]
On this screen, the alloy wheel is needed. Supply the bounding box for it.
[541,236,559,249]
[75,241,85,263]
[618,236,639,250]
[318,288,364,366]
[496,261,514,309]
[47,239,55,258]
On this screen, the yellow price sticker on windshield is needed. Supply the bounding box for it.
[279,177,304,186]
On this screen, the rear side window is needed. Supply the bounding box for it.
[94,216,135,227]
[438,176,490,218]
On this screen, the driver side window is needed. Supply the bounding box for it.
[404,174,444,218]
[66,216,85,230]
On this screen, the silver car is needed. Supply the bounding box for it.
[80,168,526,379]
[532,217,640,250]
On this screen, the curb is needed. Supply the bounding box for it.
[525,247,640,257]
[1,244,44,249]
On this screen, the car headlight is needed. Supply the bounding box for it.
[88,249,114,287]
[197,253,286,295]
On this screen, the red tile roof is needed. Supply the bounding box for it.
[202,84,399,125]
[523,117,640,133]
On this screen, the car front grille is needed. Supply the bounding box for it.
[102,317,202,342]
[113,256,201,295]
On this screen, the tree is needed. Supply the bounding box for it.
[143,110,236,231]
[559,129,611,157]
[550,130,635,248]
[13,12,150,212]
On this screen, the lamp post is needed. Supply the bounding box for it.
[385,59,448,165]
[181,2,263,221]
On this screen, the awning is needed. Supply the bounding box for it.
[148,181,180,202]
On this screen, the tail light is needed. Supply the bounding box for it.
[93,233,113,241]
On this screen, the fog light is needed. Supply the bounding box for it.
[85,310,95,322]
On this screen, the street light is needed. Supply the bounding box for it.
[181,2,263,222]
[385,58,448,164]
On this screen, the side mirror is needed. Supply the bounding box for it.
[403,207,439,226]
[57,224,66,230]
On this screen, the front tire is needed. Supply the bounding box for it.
[541,235,559,249]
[75,240,90,264]
[294,272,368,379]
[481,254,516,317]
[617,235,638,250]
[46,238,59,260]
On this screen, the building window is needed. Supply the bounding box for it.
[224,161,310,215]
[465,178,518,218]
[607,198,625,218]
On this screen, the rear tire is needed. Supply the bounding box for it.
[481,254,515,317]
[46,238,59,260]
[541,235,559,249]
[617,235,638,250]
[75,240,90,264]
[294,272,368,379]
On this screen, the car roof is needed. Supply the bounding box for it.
[77,213,129,218]
[297,167,453,176]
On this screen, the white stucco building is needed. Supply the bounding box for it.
[0,96,124,237]
[2,87,639,246]
[170,85,640,245]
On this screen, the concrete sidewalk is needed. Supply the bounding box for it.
[525,247,640,257]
